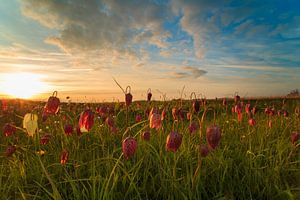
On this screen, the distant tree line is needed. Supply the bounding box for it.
[287,89,299,97]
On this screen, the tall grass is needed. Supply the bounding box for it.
[0,98,299,199]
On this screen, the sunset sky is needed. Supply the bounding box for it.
[0,0,299,102]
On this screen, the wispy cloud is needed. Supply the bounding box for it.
[170,66,207,79]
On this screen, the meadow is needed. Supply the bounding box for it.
[0,92,299,200]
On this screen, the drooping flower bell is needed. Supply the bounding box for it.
[1,100,8,111]
[40,134,51,145]
[206,125,221,150]
[149,107,159,118]
[190,92,200,113]
[178,108,186,120]
[200,145,209,157]
[122,137,138,159]
[248,118,256,126]
[125,86,133,107]
[42,110,49,122]
[188,121,199,134]
[172,107,178,120]
[296,107,300,118]
[277,110,282,116]
[23,113,38,137]
[149,113,161,130]
[166,131,183,152]
[235,103,243,122]
[96,106,108,117]
[79,109,94,132]
[161,108,167,121]
[235,103,242,113]
[201,98,207,106]
[291,131,300,145]
[222,98,227,106]
[3,123,16,137]
[264,107,270,115]
[265,107,275,116]
[44,91,60,115]
[270,108,276,116]
[245,103,251,114]
[251,106,258,115]
[64,124,73,136]
[231,106,235,114]
[147,88,152,102]
[141,130,150,141]
[60,149,69,165]
[105,116,115,128]
[135,114,142,123]
[268,120,272,128]
[234,93,240,103]
[193,99,200,113]
[5,145,16,157]
[186,112,192,120]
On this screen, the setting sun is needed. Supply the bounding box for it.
[0,73,49,99]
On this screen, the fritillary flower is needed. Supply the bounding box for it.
[122,137,137,159]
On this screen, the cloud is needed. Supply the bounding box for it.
[159,50,172,58]
[21,0,171,58]
[134,63,145,69]
[271,16,300,39]
[171,66,207,79]
[183,66,207,78]
[171,0,228,59]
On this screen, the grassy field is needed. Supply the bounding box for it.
[0,96,299,200]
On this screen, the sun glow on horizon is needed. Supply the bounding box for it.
[0,73,50,99]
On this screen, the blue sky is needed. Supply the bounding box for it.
[0,0,299,101]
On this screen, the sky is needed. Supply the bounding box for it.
[0,0,299,102]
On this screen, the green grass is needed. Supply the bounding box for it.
[0,98,299,199]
